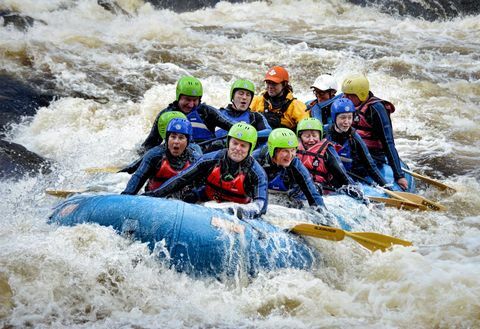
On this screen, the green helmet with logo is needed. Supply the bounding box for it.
[157,111,187,139]
[296,117,323,138]
[227,122,258,155]
[230,79,255,101]
[176,76,203,101]
[267,128,299,158]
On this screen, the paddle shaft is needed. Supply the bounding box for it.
[290,223,412,252]
[347,171,413,203]
[402,168,455,192]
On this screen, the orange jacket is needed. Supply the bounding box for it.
[250,90,309,130]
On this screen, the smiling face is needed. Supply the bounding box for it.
[232,89,252,111]
[167,132,188,157]
[178,95,200,113]
[335,113,353,133]
[265,80,284,98]
[227,137,250,163]
[272,148,296,167]
[300,130,321,148]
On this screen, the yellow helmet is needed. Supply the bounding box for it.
[341,74,369,102]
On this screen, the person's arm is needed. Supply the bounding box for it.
[241,160,268,218]
[121,148,164,195]
[252,112,272,140]
[370,104,405,180]
[200,104,236,132]
[353,133,388,186]
[118,156,143,174]
[325,145,355,187]
[140,112,163,154]
[289,158,325,207]
[143,151,220,198]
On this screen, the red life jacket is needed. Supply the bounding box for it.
[205,165,250,204]
[296,139,332,184]
[146,159,190,192]
[353,96,395,150]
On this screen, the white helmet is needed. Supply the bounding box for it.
[310,74,338,91]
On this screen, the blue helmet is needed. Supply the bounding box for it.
[331,98,356,123]
[166,118,193,142]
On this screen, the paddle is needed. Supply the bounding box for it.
[367,196,427,211]
[402,168,456,193]
[45,188,88,198]
[84,166,122,174]
[348,171,446,212]
[290,223,412,252]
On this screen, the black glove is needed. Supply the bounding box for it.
[338,184,365,201]
[285,197,304,209]
[203,140,225,153]
[223,203,260,220]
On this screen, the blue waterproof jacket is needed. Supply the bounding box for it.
[325,124,387,186]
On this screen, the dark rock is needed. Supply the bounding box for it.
[0,139,51,180]
[0,10,47,31]
[0,75,54,136]
[346,0,480,21]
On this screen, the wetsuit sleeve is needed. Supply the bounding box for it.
[289,158,325,207]
[118,156,143,174]
[353,133,388,186]
[325,145,355,187]
[251,145,268,165]
[252,112,272,140]
[143,151,220,198]
[245,160,269,217]
[200,104,236,133]
[121,148,164,195]
[140,112,163,155]
[370,103,405,180]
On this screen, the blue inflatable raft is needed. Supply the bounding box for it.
[49,195,318,278]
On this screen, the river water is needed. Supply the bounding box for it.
[1,0,479,328]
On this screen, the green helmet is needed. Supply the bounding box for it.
[267,128,299,158]
[157,111,187,139]
[296,117,323,138]
[176,76,203,101]
[230,79,255,101]
[227,122,258,155]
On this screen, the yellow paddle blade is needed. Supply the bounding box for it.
[290,223,412,252]
[394,191,447,211]
[290,224,345,241]
[368,196,428,211]
[45,189,87,198]
[345,231,413,252]
[84,166,122,174]
[403,169,456,193]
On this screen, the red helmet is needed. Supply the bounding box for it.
[264,66,289,83]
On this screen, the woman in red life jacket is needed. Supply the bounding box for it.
[295,118,364,201]
[121,118,198,194]
[341,74,408,190]
[143,123,268,219]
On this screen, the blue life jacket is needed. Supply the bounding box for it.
[336,139,353,172]
[187,108,215,141]
[268,169,289,192]
[215,110,250,138]
[309,94,343,125]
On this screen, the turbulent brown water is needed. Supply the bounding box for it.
[1,0,479,328]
